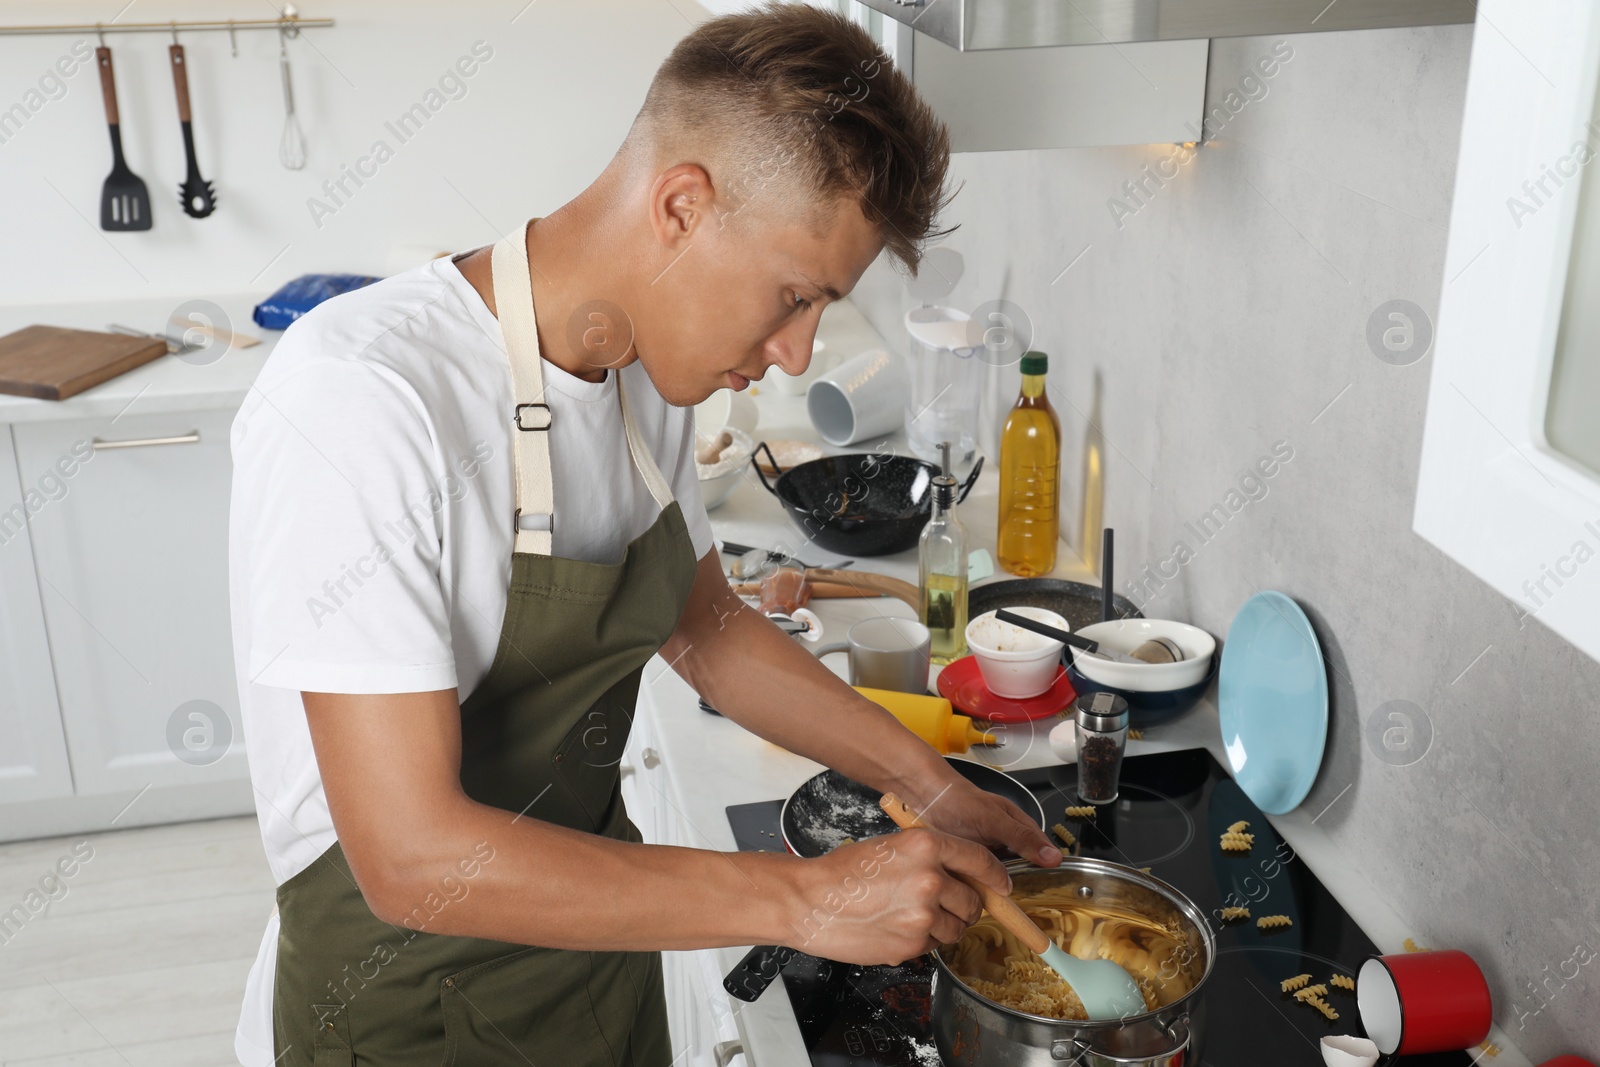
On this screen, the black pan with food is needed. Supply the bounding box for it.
[722,757,1043,1003]
[781,756,1044,858]
[753,444,982,556]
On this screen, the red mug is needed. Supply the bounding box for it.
[1357,950,1492,1055]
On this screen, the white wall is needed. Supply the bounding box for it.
[0,0,713,307]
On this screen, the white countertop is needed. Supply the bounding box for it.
[0,294,278,423]
[636,300,1533,1066]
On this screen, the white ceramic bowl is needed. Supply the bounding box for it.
[1070,619,1216,692]
[964,607,1070,699]
[697,427,755,511]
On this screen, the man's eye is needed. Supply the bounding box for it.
[791,293,813,312]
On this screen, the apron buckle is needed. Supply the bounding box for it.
[515,509,553,533]
[515,403,552,430]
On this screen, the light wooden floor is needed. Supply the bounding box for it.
[0,816,274,1066]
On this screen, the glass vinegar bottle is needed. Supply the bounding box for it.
[998,351,1062,577]
[919,442,969,665]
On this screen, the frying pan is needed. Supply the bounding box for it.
[753,444,982,556]
[722,757,1045,1002]
[968,577,1142,634]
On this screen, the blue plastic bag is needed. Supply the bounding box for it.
[253,273,381,330]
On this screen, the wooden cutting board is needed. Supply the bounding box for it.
[0,325,168,401]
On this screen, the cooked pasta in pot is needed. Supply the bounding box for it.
[943,883,1204,1020]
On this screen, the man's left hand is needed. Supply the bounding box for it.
[901,773,1062,870]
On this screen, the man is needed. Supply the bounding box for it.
[230,5,1060,1064]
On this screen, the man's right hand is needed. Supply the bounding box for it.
[779,828,1011,965]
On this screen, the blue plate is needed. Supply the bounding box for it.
[1217,591,1328,814]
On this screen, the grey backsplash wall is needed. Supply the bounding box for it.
[850,25,1600,1061]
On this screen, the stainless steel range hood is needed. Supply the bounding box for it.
[854,0,1475,51]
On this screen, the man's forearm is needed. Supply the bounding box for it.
[669,594,953,804]
[349,793,810,951]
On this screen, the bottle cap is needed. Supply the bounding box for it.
[1075,691,1129,731]
[1020,351,1048,375]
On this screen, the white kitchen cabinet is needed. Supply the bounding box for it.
[0,427,75,806]
[626,681,748,1067]
[11,408,247,799]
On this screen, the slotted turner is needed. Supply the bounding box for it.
[95,46,151,231]
[169,43,216,218]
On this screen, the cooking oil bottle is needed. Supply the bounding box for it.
[998,351,1062,577]
[919,441,968,664]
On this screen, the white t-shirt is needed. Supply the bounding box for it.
[228,256,712,1066]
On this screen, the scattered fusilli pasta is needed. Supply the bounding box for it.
[1293,984,1329,1001]
[1127,727,1145,740]
[1051,823,1076,848]
[1280,973,1312,992]
[1257,915,1293,930]
[1303,995,1339,1020]
[1227,820,1251,834]
[1220,832,1254,853]
[1329,974,1355,991]
[1221,906,1251,922]
[1063,805,1097,819]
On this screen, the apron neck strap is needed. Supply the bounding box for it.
[491,220,675,557]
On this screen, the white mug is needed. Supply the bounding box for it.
[805,348,909,446]
[695,389,759,437]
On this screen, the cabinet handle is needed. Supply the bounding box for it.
[92,430,201,450]
[713,1040,745,1067]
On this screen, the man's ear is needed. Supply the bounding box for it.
[648,163,714,251]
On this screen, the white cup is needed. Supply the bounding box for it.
[805,348,909,446]
[695,389,759,437]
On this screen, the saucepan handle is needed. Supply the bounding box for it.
[1049,1014,1190,1066]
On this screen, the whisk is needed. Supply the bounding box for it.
[277,19,306,170]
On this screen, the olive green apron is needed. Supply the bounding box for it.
[272,219,698,1066]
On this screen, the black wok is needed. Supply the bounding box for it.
[754,444,982,556]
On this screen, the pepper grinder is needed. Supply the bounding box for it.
[1074,691,1129,805]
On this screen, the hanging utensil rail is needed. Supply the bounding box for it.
[0,17,333,37]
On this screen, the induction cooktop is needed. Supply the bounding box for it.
[724,748,1477,1067]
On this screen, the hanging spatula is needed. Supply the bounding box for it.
[94,46,152,231]
[169,43,216,218]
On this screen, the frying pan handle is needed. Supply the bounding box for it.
[722,943,797,1002]
[96,47,119,126]
[169,44,192,124]
[752,441,780,495]
[956,455,985,504]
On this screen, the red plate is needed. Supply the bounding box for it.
[936,655,1077,723]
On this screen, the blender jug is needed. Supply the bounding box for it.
[905,305,983,466]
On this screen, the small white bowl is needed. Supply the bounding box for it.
[1071,619,1216,692]
[697,427,755,511]
[965,607,1069,699]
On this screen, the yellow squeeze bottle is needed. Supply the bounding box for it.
[855,687,997,754]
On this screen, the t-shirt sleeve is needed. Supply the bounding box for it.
[232,358,460,695]
[664,405,715,561]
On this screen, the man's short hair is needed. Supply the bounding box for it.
[634,2,954,272]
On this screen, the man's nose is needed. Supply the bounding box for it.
[767,325,818,377]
